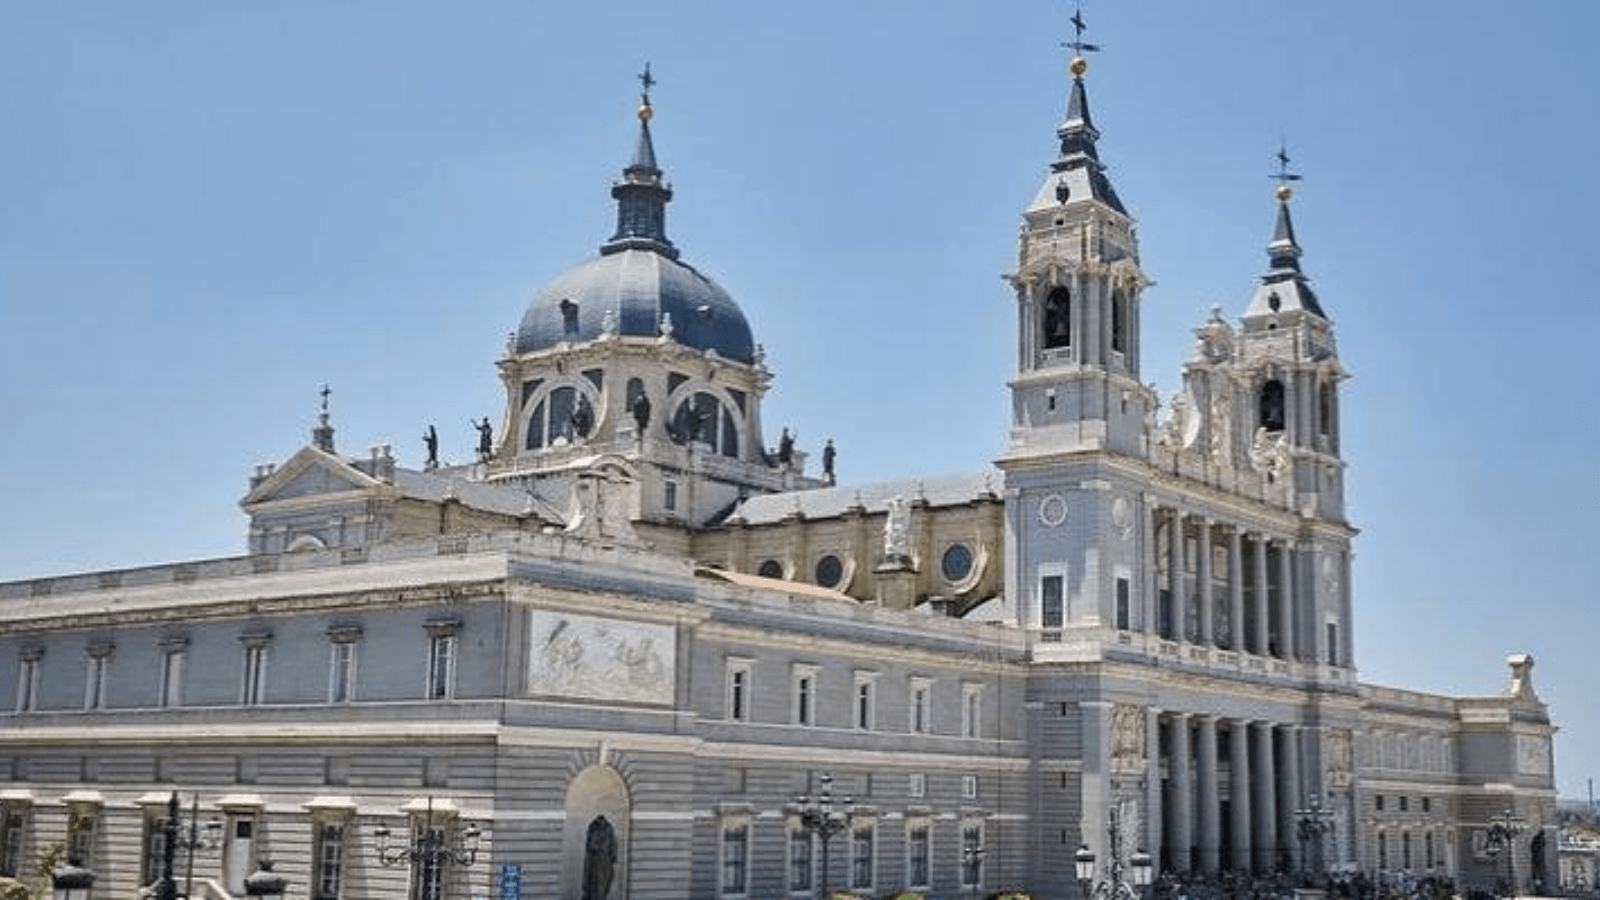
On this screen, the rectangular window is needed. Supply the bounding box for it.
[962,823,984,888]
[1425,831,1435,869]
[68,812,94,869]
[330,641,357,704]
[664,481,678,511]
[720,823,748,895]
[910,678,932,734]
[242,643,268,706]
[1399,795,1409,812]
[908,772,926,799]
[314,823,345,899]
[907,822,930,888]
[0,808,23,877]
[412,826,444,900]
[427,634,456,700]
[850,823,875,891]
[787,828,813,893]
[793,666,816,726]
[1041,573,1064,628]
[15,652,40,713]
[1115,577,1131,630]
[1401,831,1412,869]
[143,813,171,886]
[962,683,983,739]
[727,662,749,722]
[158,643,183,707]
[85,646,111,710]
[962,774,979,801]
[854,672,876,731]
[1326,621,1340,666]
[1375,794,1385,812]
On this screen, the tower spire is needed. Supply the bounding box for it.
[1246,145,1325,318]
[1043,8,1124,213]
[602,62,679,259]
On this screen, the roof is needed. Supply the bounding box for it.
[724,471,1001,526]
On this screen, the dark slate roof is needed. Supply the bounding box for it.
[514,248,754,363]
[724,471,1002,526]
[394,468,566,522]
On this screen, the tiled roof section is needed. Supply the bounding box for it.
[393,468,566,522]
[725,471,1001,526]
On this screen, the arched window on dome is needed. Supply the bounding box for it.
[525,384,595,451]
[1042,286,1072,350]
[669,391,739,458]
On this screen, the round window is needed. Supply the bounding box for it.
[757,559,784,579]
[941,543,974,582]
[814,554,844,588]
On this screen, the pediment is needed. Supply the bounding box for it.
[240,446,383,509]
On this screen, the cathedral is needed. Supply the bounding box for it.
[0,20,1558,900]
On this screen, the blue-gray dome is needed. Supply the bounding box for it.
[514,248,755,363]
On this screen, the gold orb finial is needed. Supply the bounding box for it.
[638,102,653,123]
[1069,55,1088,77]
[1275,183,1293,203]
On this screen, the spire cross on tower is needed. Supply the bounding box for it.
[319,384,331,413]
[638,62,655,103]
[1063,7,1101,59]
[1272,143,1303,187]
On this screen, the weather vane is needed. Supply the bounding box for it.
[638,62,655,101]
[1272,142,1302,201]
[1063,7,1101,58]
[1272,143,1303,187]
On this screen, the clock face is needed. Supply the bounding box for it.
[1038,493,1068,527]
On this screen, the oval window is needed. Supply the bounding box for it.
[814,554,844,588]
[757,559,784,579]
[941,543,974,582]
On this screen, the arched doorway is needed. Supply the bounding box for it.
[562,765,630,900]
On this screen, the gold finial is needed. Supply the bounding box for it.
[1275,183,1294,203]
[638,103,653,123]
[1070,55,1088,77]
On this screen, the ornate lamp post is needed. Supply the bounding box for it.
[793,773,855,900]
[1483,809,1527,898]
[1294,795,1336,885]
[145,792,223,900]
[961,840,985,900]
[373,797,482,900]
[1075,806,1153,900]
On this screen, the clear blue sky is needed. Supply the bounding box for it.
[3,2,1596,799]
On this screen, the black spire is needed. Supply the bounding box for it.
[1050,10,1124,213]
[602,63,679,259]
[1258,146,1325,318]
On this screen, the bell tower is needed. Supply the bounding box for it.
[1005,29,1153,461]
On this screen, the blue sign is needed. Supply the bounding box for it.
[499,863,522,900]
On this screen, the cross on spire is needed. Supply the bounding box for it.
[638,62,655,101]
[1063,7,1101,58]
[1272,143,1303,188]
[320,384,331,413]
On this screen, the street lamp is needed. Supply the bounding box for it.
[1294,795,1336,885]
[243,859,288,899]
[793,773,855,900]
[144,792,223,900]
[1075,805,1153,900]
[1484,809,1527,897]
[961,841,985,900]
[51,858,95,900]
[373,797,482,900]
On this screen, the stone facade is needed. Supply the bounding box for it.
[0,23,1559,900]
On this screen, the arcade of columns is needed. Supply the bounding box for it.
[1124,504,1336,876]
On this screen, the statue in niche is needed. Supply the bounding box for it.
[570,395,593,439]
[1111,703,1145,768]
[582,815,617,900]
[883,495,911,561]
[630,391,651,432]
